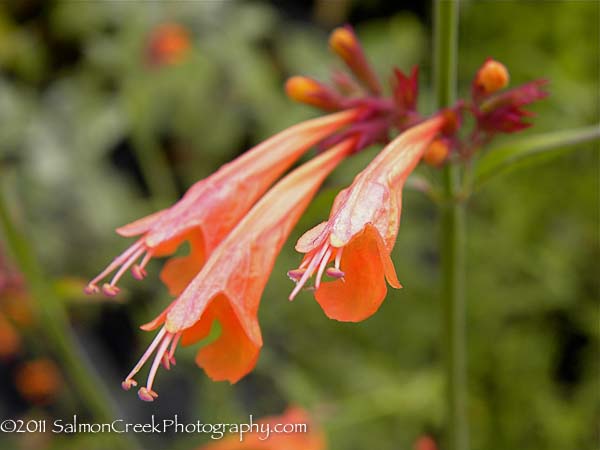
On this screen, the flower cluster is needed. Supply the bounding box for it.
[87,25,546,401]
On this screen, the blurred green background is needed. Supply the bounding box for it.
[0,1,598,449]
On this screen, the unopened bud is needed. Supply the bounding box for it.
[328,26,381,94]
[329,27,357,61]
[423,139,449,167]
[285,76,341,110]
[476,59,509,94]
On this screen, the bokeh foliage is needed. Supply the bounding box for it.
[0,1,598,450]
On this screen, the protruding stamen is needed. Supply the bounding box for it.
[132,251,154,280]
[86,240,150,297]
[122,327,182,402]
[107,246,145,288]
[314,248,332,289]
[289,243,331,301]
[289,246,346,297]
[122,327,167,389]
[168,333,181,362]
[144,332,173,393]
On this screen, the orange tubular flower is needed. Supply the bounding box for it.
[122,138,356,401]
[288,116,445,322]
[196,407,326,450]
[85,110,359,298]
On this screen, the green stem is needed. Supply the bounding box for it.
[131,128,179,209]
[0,193,140,450]
[434,1,469,450]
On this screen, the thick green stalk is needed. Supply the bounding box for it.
[0,193,140,450]
[434,1,469,450]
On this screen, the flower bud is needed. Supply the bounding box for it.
[423,139,449,167]
[285,76,341,110]
[328,26,381,95]
[476,59,509,94]
[329,27,357,61]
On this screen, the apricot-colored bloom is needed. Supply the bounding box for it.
[146,23,191,66]
[122,138,356,401]
[86,110,359,298]
[196,407,326,450]
[14,358,63,405]
[288,116,445,322]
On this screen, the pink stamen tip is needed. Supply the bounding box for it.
[102,283,120,297]
[121,379,137,391]
[287,269,306,281]
[131,265,147,280]
[138,387,158,402]
[326,267,345,279]
[84,284,99,295]
[161,354,171,370]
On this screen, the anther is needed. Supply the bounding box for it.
[84,284,99,295]
[138,387,158,402]
[326,267,345,279]
[102,283,121,297]
[161,354,171,370]
[287,269,306,281]
[131,265,147,280]
[121,379,137,391]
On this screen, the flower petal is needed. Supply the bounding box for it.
[159,230,205,296]
[116,209,166,237]
[315,224,399,322]
[295,221,329,253]
[191,294,261,383]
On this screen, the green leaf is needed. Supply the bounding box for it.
[474,125,600,189]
